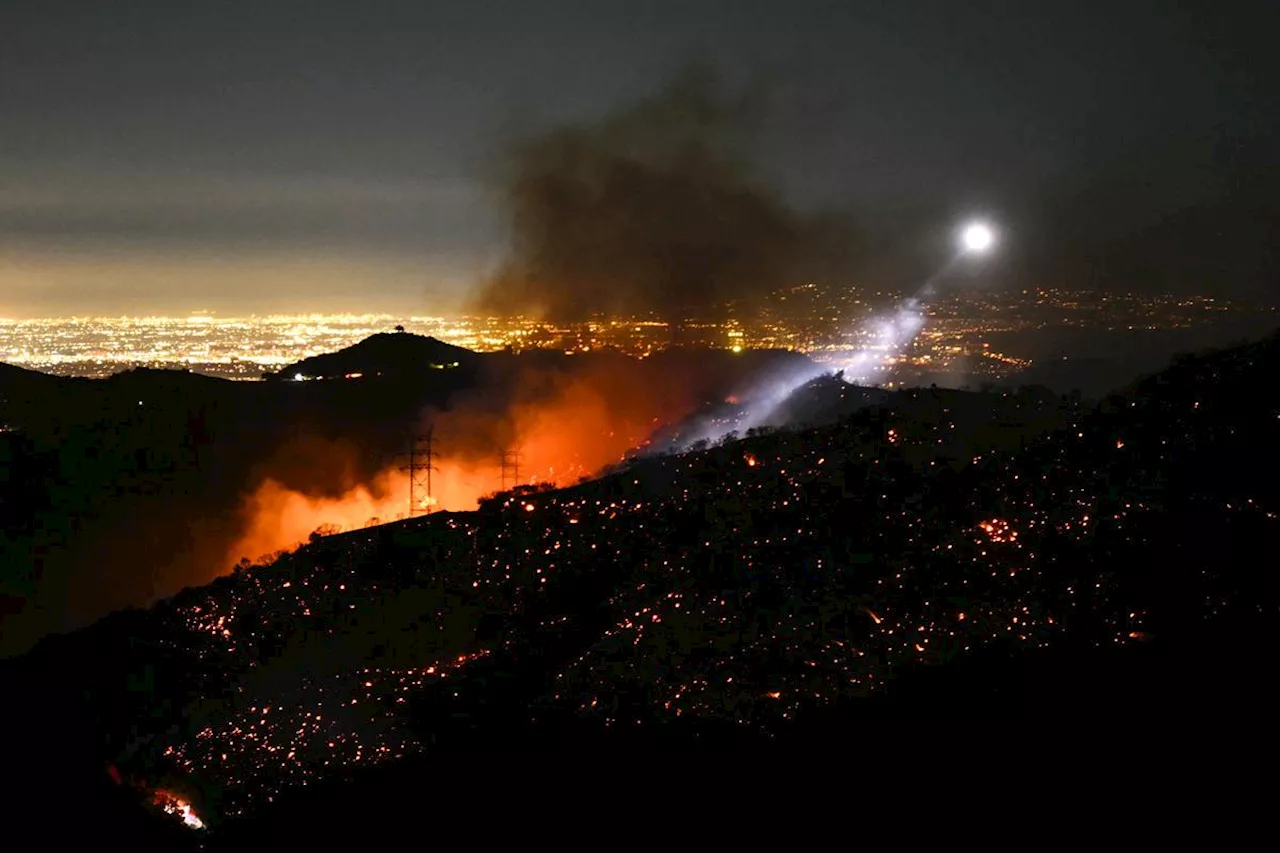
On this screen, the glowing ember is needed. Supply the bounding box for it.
[153,791,205,830]
[977,518,1017,543]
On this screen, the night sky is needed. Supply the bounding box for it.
[1,0,1276,317]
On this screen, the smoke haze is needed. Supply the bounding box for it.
[476,67,856,322]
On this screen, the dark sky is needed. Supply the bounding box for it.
[1,0,1275,316]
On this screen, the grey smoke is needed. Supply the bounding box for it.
[477,67,856,322]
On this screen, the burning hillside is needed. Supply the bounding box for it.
[0,327,821,658]
[223,347,791,570]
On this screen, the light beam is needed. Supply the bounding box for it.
[655,218,1002,452]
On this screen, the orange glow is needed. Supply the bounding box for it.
[744,453,758,467]
[977,518,1016,543]
[864,607,883,625]
[221,360,703,572]
[152,790,204,830]
[225,468,409,567]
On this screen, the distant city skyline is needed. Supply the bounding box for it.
[6,288,1272,403]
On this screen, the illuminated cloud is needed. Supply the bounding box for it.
[0,247,471,318]
[0,172,491,316]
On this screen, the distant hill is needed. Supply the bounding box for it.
[0,359,65,396]
[2,363,231,412]
[267,332,480,380]
[105,366,233,388]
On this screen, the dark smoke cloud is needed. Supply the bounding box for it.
[477,67,856,322]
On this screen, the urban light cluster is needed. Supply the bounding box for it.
[0,287,1263,383]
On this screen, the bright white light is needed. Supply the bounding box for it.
[961,222,995,254]
[293,372,304,382]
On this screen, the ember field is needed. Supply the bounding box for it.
[7,332,1279,842]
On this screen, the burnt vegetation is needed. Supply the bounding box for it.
[4,331,1280,844]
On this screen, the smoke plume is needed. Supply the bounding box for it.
[476,66,855,322]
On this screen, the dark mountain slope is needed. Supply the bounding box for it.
[7,331,1280,840]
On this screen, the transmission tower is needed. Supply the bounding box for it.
[401,427,437,515]
[499,447,522,492]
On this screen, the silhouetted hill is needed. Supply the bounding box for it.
[106,366,236,390]
[7,330,1280,839]
[267,332,480,380]
[1,359,71,404]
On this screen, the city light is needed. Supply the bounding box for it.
[0,288,1252,385]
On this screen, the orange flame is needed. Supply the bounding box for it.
[222,364,698,573]
[152,790,205,830]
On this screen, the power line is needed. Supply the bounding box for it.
[401,427,437,515]
[499,447,521,492]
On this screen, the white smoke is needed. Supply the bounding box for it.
[655,251,978,453]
